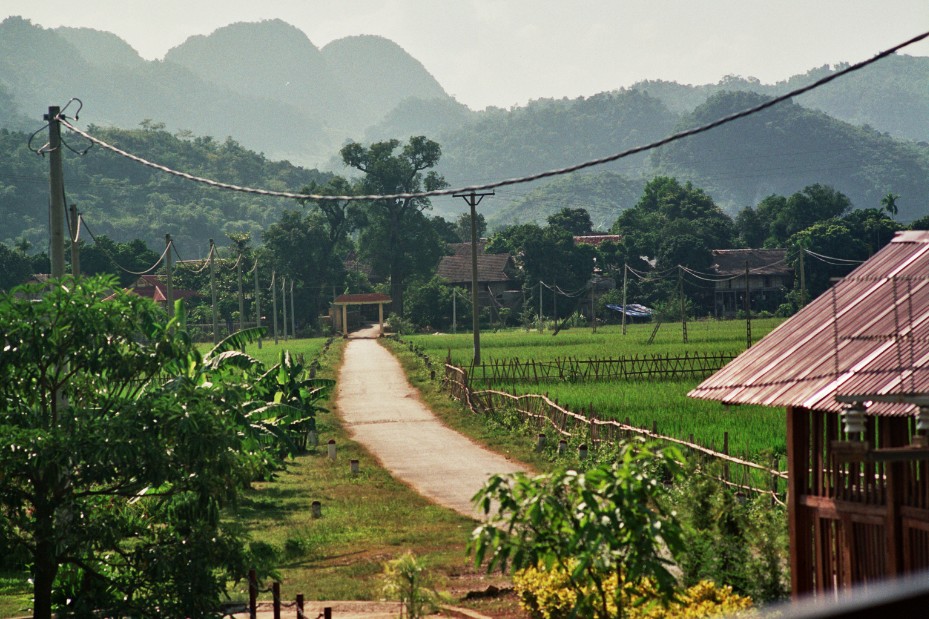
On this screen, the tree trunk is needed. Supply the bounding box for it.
[32,499,59,619]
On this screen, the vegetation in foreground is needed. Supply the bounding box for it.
[0,277,330,619]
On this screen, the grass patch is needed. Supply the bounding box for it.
[402,319,787,466]
[227,337,491,607]
[0,571,31,619]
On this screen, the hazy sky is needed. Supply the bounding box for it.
[6,0,929,110]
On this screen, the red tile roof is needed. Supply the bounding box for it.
[690,231,929,416]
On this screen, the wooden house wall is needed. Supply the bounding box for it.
[788,407,929,596]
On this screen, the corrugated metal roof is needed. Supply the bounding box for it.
[689,231,929,416]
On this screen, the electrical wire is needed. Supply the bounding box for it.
[51,29,929,203]
[81,216,169,276]
[804,248,866,265]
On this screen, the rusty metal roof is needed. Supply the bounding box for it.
[689,231,929,416]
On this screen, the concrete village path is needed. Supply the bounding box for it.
[336,325,527,519]
[230,325,524,619]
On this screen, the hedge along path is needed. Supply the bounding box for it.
[335,325,526,519]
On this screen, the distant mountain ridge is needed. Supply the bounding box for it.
[0,17,453,166]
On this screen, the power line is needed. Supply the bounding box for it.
[52,30,929,203]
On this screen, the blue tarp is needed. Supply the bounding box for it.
[605,303,653,318]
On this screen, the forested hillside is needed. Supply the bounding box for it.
[487,172,645,231]
[0,124,330,253]
[651,91,929,220]
[631,54,929,143]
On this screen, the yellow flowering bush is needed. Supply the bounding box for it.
[514,563,754,619]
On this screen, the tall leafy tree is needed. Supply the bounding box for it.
[340,136,449,314]
[0,276,329,618]
[547,207,594,236]
[611,176,735,272]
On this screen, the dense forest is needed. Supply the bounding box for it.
[0,124,330,253]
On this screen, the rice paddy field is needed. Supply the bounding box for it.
[407,318,789,463]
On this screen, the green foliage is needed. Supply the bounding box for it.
[513,568,754,619]
[0,276,327,618]
[470,440,685,618]
[547,207,594,236]
[404,276,459,330]
[670,473,789,603]
[381,552,444,619]
[340,136,449,315]
[0,123,331,255]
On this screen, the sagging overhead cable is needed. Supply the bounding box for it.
[51,30,929,202]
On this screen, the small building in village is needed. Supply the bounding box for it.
[690,231,929,598]
[436,242,520,316]
[129,274,198,306]
[709,248,793,316]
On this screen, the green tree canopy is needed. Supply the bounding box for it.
[340,136,448,314]
[547,207,594,236]
[0,276,329,618]
[611,176,735,272]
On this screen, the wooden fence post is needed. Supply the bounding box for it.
[296,594,305,619]
[272,581,281,619]
[723,432,730,482]
[248,568,257,619]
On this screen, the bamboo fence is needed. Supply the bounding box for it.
[467,352,738,386]
[444,359,787,505]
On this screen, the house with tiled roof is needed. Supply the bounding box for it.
[709,248,793,316]
[130,274,197,304]
[436,242,519,310]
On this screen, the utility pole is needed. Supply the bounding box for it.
[271,270,279,345]
[290,279,296,340]
[591,257,597,334]
[164,234,174,318]
[46,106,66,278]
[679,267,688,344]
[745,260,752,348]
[254,259,262,349]
[454,190,493,366]
[452,287,457,334]
[281,276,288,341]
[69,204,80,277]
[209,239,218,344]
[621,263,628,336]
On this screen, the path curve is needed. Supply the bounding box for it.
[336,326,525,519]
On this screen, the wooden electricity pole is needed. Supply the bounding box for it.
[621,263,628,336]
[281,276,288,341]
[745,260,752,348]
[271,270,279,345]
[165,234,174,318]
[209,239,218,344]
[290,279,296,340]
[46,106,66,279]
[454,190,493,366]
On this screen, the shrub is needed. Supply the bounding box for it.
[514,564,753,619]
